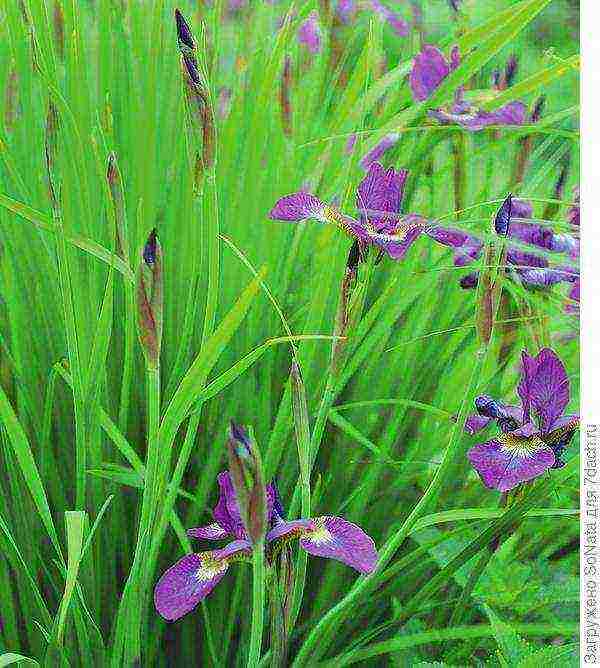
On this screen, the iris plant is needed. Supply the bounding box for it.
[466,348,579,492]
[154,471,377,621]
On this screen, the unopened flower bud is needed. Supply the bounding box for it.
[106,152,129,260]
[226,422,268,544]
[280,55,293,138]
[494,194,512,236]
[530,95,546,124]
[136,229,163,368]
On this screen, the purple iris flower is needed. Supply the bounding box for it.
[336,0,357,23]
[370,0,409,37]
[451,197,579,290]
[269,162,433,260]
[154,471,378,621]
[409,45,527,131]
[466,348,579,492]
[298,12,322,54]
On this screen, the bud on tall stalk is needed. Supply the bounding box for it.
[280,55,293,138]
[226,422,268,544]
[106,152,129,260]
[44,101,60,213]
[175,8,216,183]
[475,195,511,347]
[136,229,163,369]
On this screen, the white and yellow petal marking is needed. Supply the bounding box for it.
[195,554,229,582]
[496,431,547,458]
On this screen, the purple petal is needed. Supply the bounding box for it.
[187,522,229,541]
[492,101,527,126]
[467,426,555,492]
[508,222,554,250]
[436,101,527,131]
[298,12,321,54]
[372,223,424,260]
[507,247,547,269]
[568,187,580,228]
[270,192,326,222]
[371,0,409,36]
[336,0,357,23]
[267,518,315,543]
[154,553,229,621]
[549,233,579,258]
[465,414,492,435]
[213,471,246,540]
[409,45,450,102]
[212,539,252,560]
[300,516,378,574]
[359,133,401,171]
[426,226,483,266]
[474,395,523,432]
[517,349,570,434]
[516,266,578,288]
[511,198,533,220]
[356,161,407,230]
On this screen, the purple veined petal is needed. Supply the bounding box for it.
[336,0,357,23]
[546,412,579,434]
[154,553,229,621]
[187,522,229,541]
[266,518,315,543]
[269,192,327,222]
[372,224,423,260]
[298,12,321,54]
[517,349,570,434]
[425,226,483,266]
[211,539,252,561]
[506,247,548,269]
[300,516,378,574]
[358,133,401,171]
[516,266,578,288]
[370,0,409,36]
[511,198,533,220]
[549,233,579,257]
[460,272,479,289]
[356,161,407,230]
[492,101,527,126]
[508,222,554,250]
[409,45,450,102]
[467,425,555,492]
[464,414,492,436]
[213,471,247,540]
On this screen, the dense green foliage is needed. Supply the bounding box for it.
[0,0,579,665]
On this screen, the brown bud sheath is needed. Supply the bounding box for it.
[136,229,163,369]
[226,422,267,545]
[280,55,293,138]
[106,152,129,260]
[53,1,65,60]
[175,9,216,181]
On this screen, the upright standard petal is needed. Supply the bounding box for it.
[467,423,555,492]
[270,192,326,222]
[154,553,229,621]
[517,349,570,433]
[464,414,492,435]
[213,471,247,539]
[409,45,450,102]
[356,162,407,231]
[299,516,378,574]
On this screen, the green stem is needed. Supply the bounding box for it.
[247,540,266,668]
[118,281,135,432]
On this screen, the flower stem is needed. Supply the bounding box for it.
[247,540,266,668]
